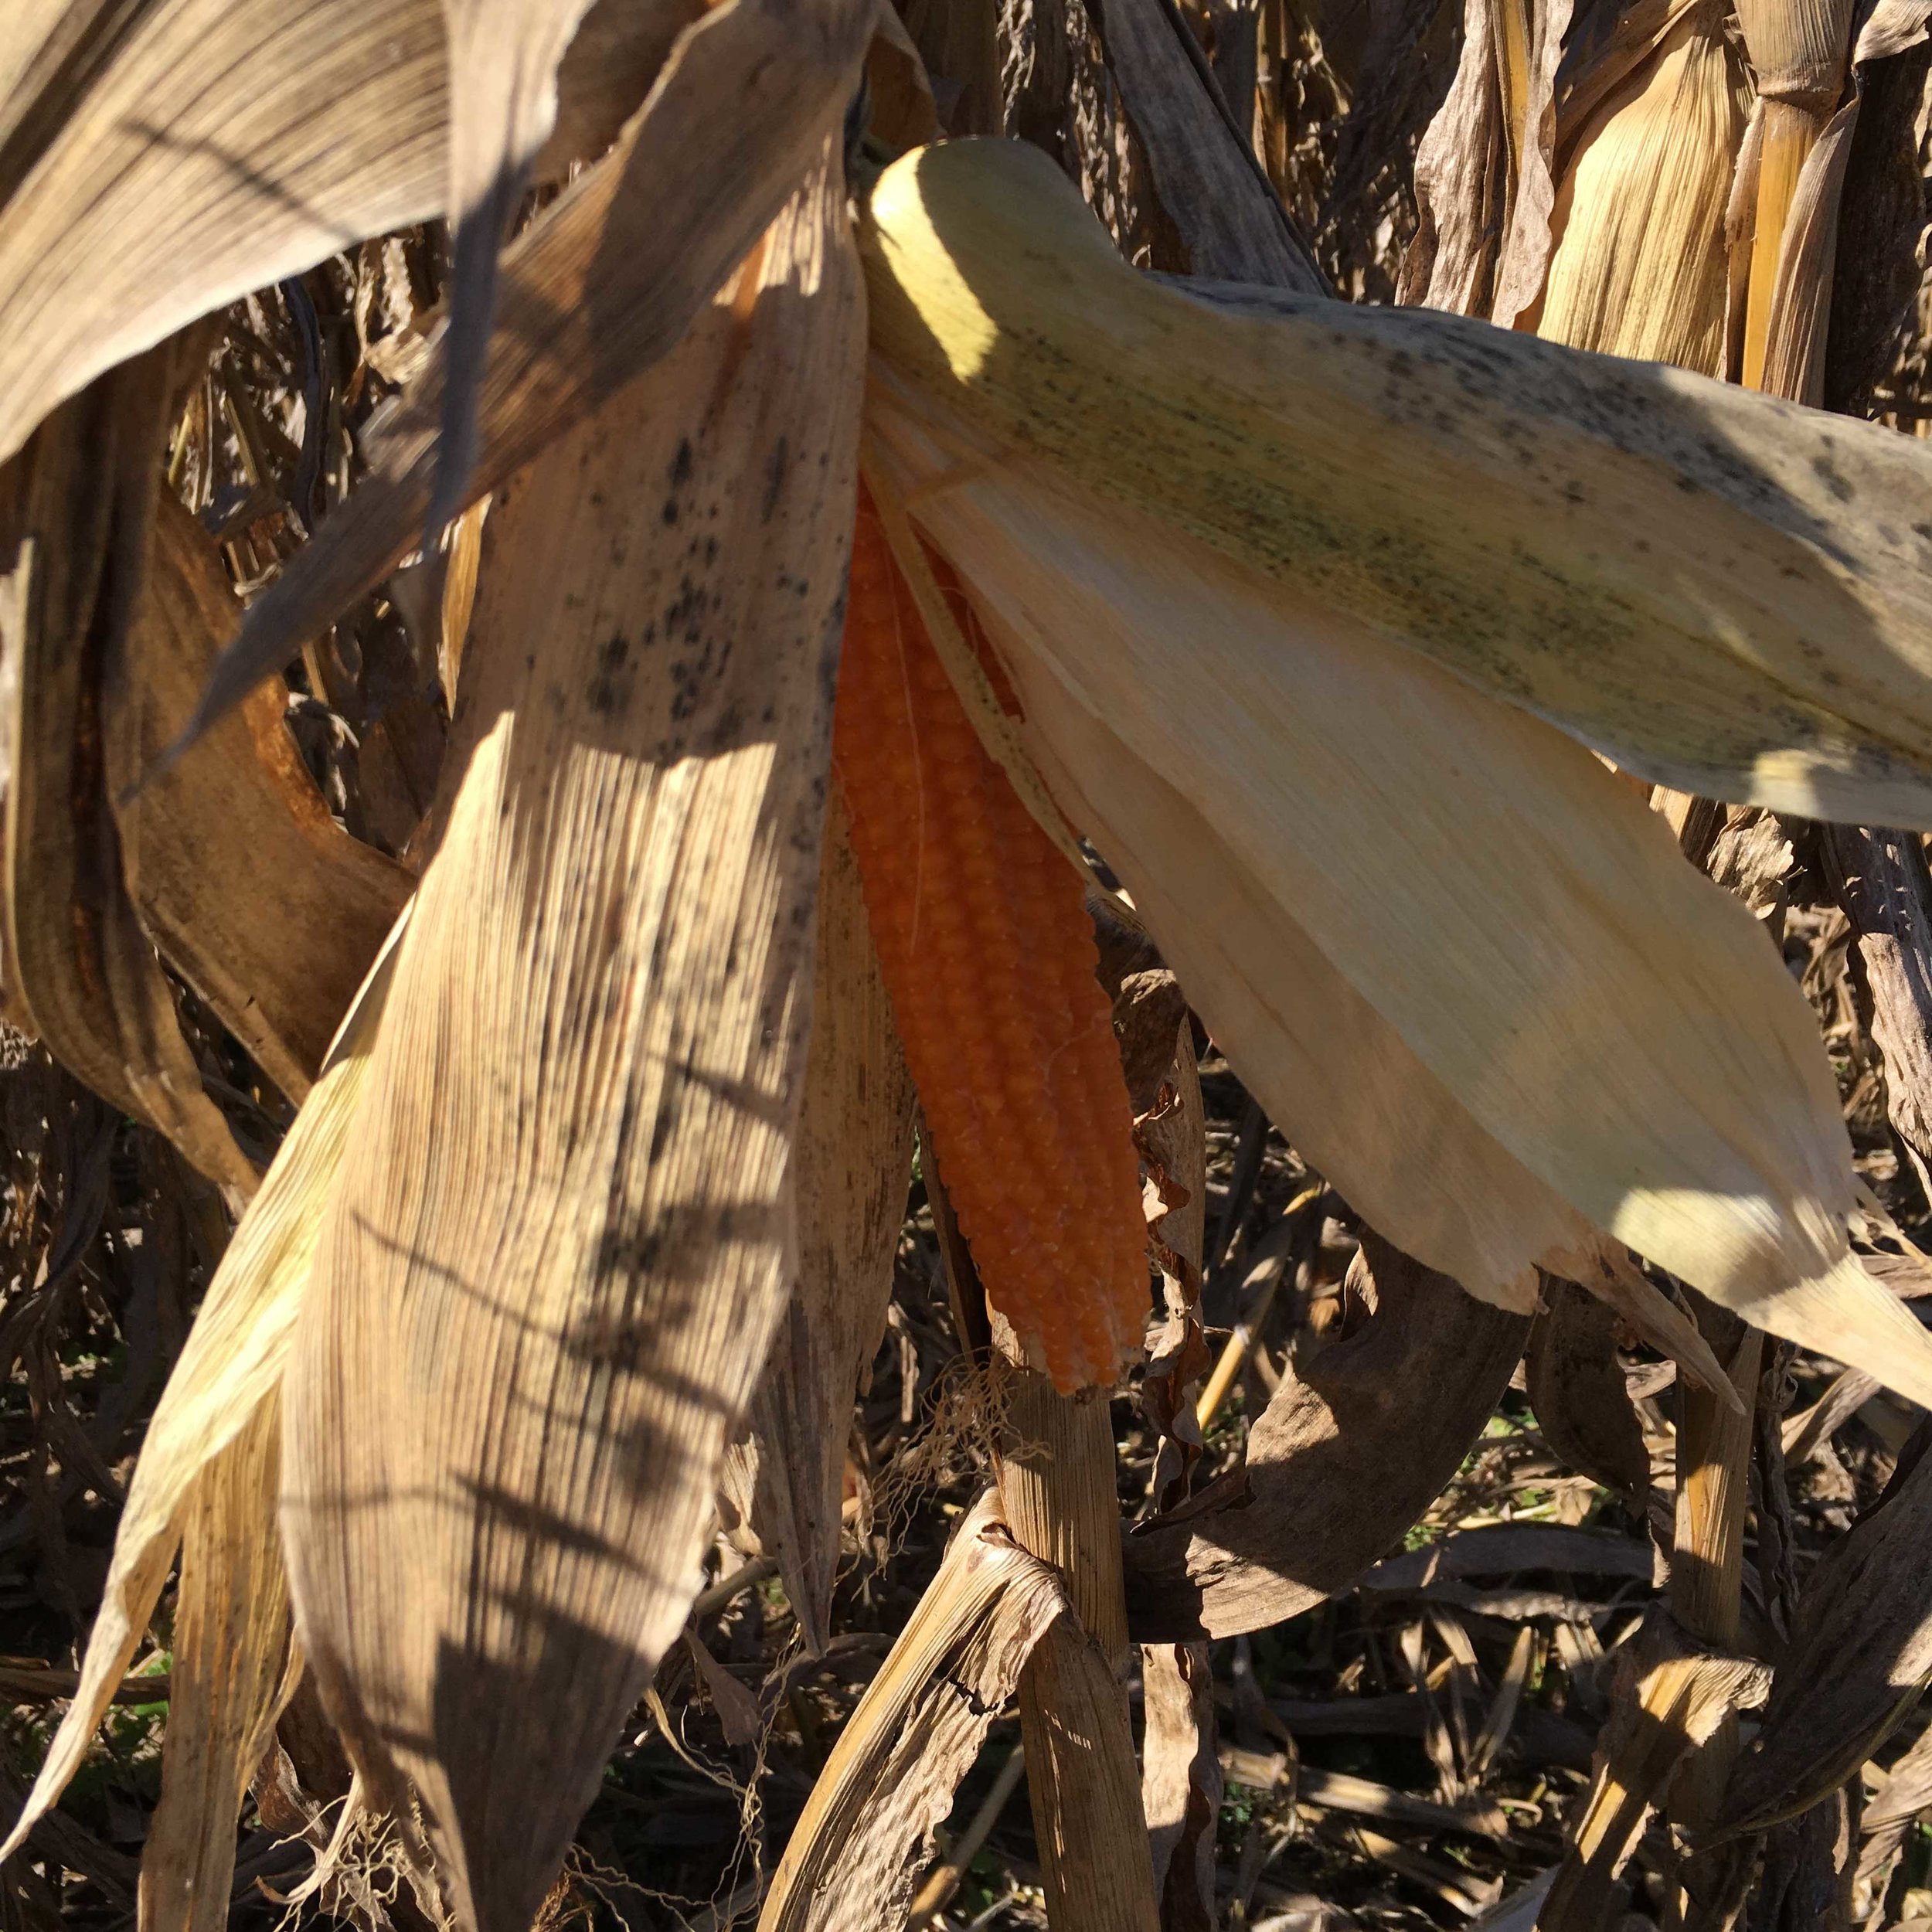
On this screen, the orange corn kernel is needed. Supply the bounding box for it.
[832,487,1148,1392]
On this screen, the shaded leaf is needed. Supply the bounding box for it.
[0,348,256,1196]
[1526,1276,1652,1510]
[107,495,411,1102]
[1715,1423,1932,1835]
[1125,1233,1529,1642]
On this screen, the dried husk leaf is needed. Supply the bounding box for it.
[280,155,862,1932]
[1526,1277,1651,1511]
[759,1492,1073,1932]
[0,0,445,470]
[107,495,410,1102]
[722,791,914,1653]
[862,138,1932,829]
[431,0,600,529]
[1536,2,1743,373]
[1714,1427,1932,1835]
[866,406,1932,1406]
[178,0,877,766]
[0,352,257,1197]
[1544,1624,1769,1929]
[0,906,403,1861]
[1126,1235,1530,1642]
[138,1401,296,1932]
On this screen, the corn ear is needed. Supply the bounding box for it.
[862,394,1932,1408]
[861,138,1932,828]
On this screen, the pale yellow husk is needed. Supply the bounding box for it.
[861,138,1932,829]
[0,906,404,1861]
[1537,2,1744,372]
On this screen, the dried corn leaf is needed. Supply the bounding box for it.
[138,1401,294,1932]
[1084,0,1325,290]
[179,0,876,765]
[107,495,410,1102]
[1126,1235,1529,1642]
[431,0,600,529]
[1526,1277,1651,1511]
[280,155,862,1932]
[1536,2,1743,373]
[1490,0,1570,327]
[867,410,1932,1405]
[1715,1427,1932,1835]
[0,0,446,470]
[1757,97,1859,406]
[1141,1641,1220,1932]
[1403,0,1512,315]
[723,792,914,1654]
[1544,1624,1768,1928]
[0,352,257,1197]
[0,908,402,1860]
[759,1492,1073,1932]
[862,138,1932,828]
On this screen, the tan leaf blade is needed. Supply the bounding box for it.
[138,1401,295,1932]
[760,1492,1072,1932]
[0,906,402,1861]
[862,138,1932,829]
[0,0,446,471]
[723,790,913,1654]
[279,153,863,1932]
[169,0,876,774]
[866,397,1932,1407]
[1126,1233,1529,1642]
[108,495,411,1101]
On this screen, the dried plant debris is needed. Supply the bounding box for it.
[10,5,1932,1932]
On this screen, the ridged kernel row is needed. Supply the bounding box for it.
[832,488,1148,1392]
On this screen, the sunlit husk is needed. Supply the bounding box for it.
[0,907,404,1862]
[1536,2,1743,372]
[861,138,1932,829]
